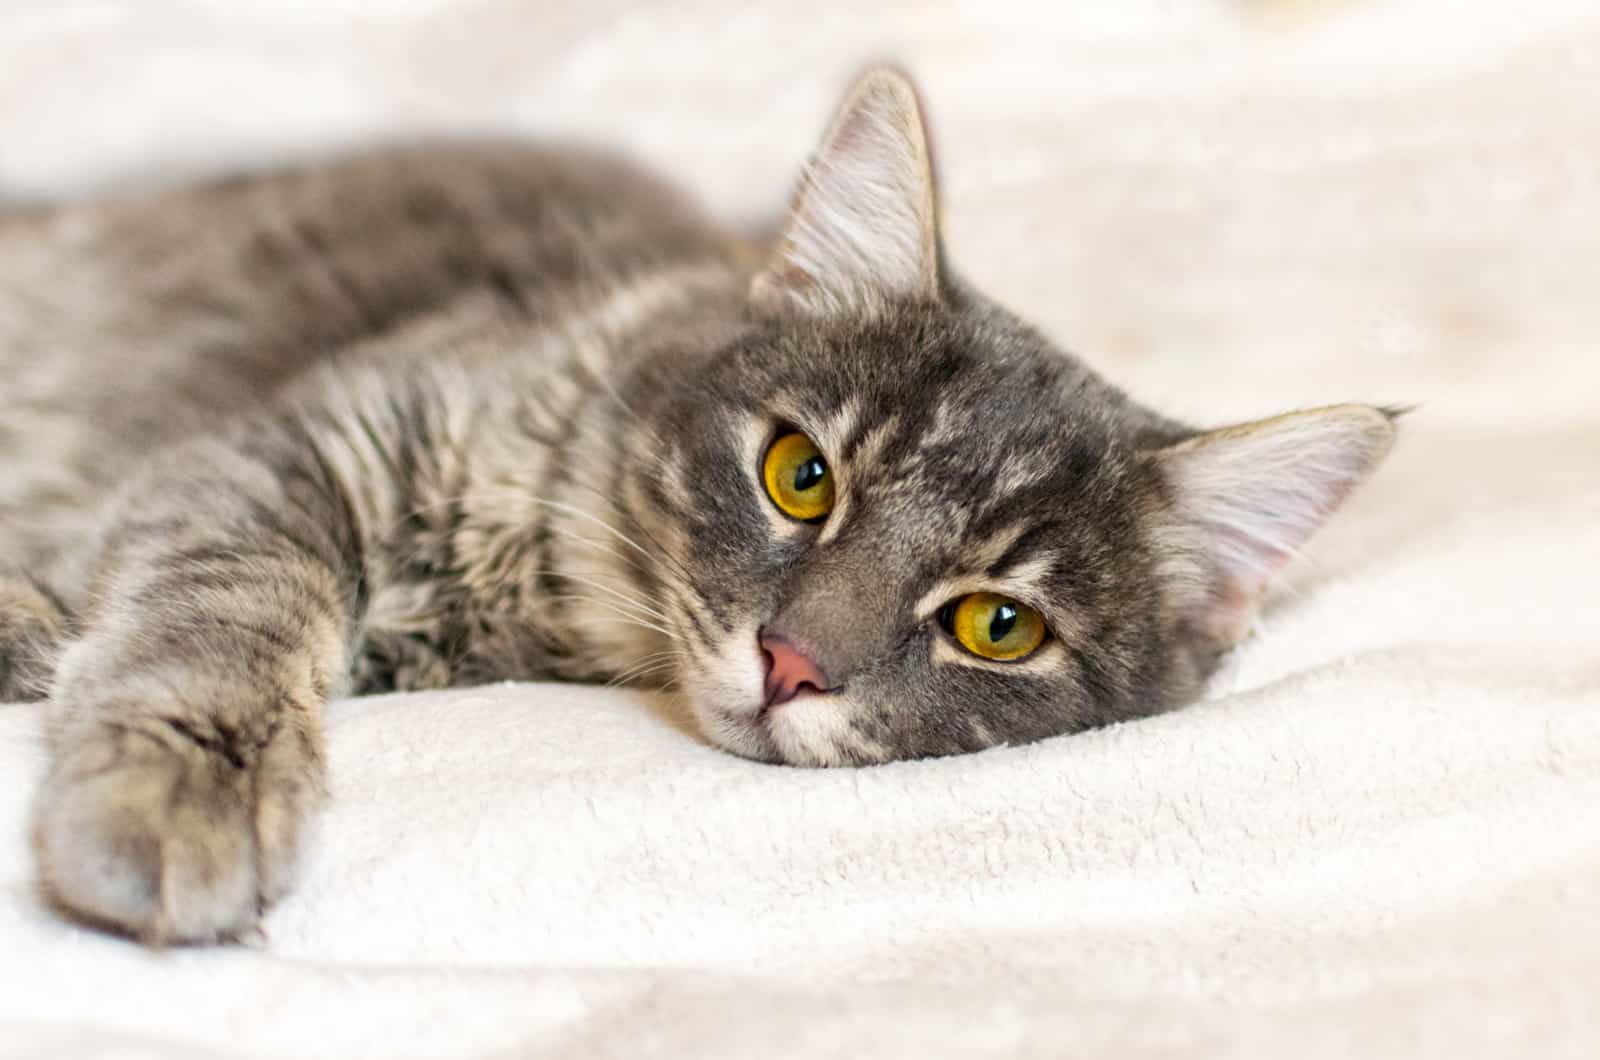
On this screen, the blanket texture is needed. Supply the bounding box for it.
[2,2,1598,1057]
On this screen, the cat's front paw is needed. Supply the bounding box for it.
[31,709,324,944]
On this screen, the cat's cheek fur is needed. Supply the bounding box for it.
[675,619,778,762]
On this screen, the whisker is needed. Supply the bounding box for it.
[515,494,662,568]
[527,567,671,624]
[368,456,715,624]
[606,650,686,689]
[545,593,681,643]
[383,462,700,592]
[554,470,702,593]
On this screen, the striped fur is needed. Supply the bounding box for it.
[1,70,1396,942]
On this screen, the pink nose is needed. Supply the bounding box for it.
[759,631,830,708]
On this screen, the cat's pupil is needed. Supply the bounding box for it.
[988,604,1018,643]
[793,457,826,493]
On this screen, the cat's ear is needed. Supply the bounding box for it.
[1155,405,1399,647]
[750,67,941,317]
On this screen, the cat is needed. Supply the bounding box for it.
[0,68,1397,944]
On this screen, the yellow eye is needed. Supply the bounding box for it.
[943,592,1048,662]
[762,431,835,522]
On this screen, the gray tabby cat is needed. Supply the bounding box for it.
[1,69,1396,943]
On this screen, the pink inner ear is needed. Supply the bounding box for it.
[1189,482,1356,645]
[1208,471,1358,576]
[1187,522,1276,645]
[1196,521,1292,646]
[1160,406,1398,647]
[1200,580,1260,647]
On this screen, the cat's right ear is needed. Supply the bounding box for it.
[750,67,942,318]
[1154,405,1400,649]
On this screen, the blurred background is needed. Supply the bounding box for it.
[2,0,1596,433]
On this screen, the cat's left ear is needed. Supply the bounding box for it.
[1154,405,1400,648]
[751,67,941,317]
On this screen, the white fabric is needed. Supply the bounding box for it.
[3,2,1599,1057]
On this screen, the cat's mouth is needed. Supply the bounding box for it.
[678,625,863,767]
[698,682,851,767]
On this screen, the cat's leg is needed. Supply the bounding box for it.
[29,425,371,943]
[0,572,68,701]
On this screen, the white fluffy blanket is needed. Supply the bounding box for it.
[3,2,1598,1057]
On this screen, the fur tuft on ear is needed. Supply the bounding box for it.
[750,67,941,317]
[1156,405,1399,647]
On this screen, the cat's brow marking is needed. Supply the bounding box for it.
[965,521,1036,575]
[811,399,861,547]
[843,415,901,469]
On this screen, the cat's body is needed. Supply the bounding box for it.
[2,70,1396,943]
[1,143,744,627]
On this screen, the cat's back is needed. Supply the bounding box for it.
[1,140,738,375]
[0,141,747,583]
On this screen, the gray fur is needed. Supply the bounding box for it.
[1,70,1396,942]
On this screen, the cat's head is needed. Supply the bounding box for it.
[626,69,1396,766]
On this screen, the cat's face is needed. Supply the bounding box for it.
[635,302,1193,765]
[624,69,1395,766]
